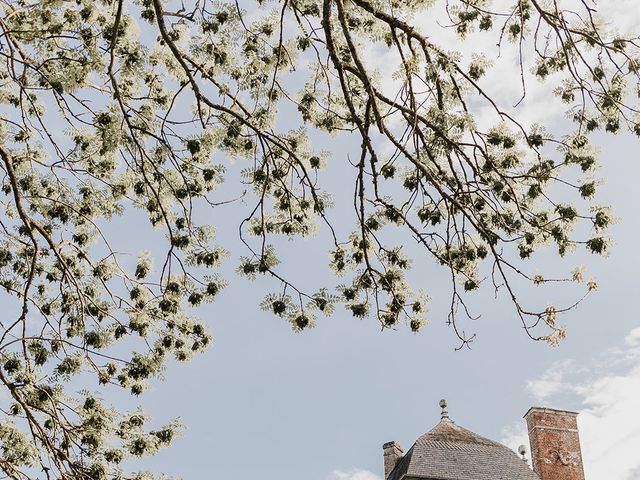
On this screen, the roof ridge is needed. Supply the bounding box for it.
[415,418,504,447]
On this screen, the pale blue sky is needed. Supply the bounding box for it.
[119,127,639,480]
[3,1,639,478]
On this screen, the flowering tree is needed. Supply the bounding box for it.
[0,0,637,478]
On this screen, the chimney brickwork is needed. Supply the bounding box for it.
[382,441,403,479]
[525,407,585,480]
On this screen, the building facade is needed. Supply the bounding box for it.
[382,401,586,480]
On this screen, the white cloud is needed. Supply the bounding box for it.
[507,327,640,480]
[624,327,640,348]
[327,468,382,480]
[525,359,576,402]
[577,364,640,480]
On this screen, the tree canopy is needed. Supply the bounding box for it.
[0,0,638,478]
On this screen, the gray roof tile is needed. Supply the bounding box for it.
[387,418,540,480]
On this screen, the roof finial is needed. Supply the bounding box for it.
[439,399,449,420]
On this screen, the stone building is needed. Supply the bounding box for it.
[382,401,585,480]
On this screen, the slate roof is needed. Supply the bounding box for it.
[386,417,540,480]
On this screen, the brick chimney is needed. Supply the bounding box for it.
[382,441,403,479]
[524,407,585,480]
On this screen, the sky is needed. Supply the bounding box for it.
[117,1,639,479]
[134,2,639,479]
[3,1,640,480]
[137,127,640,480]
